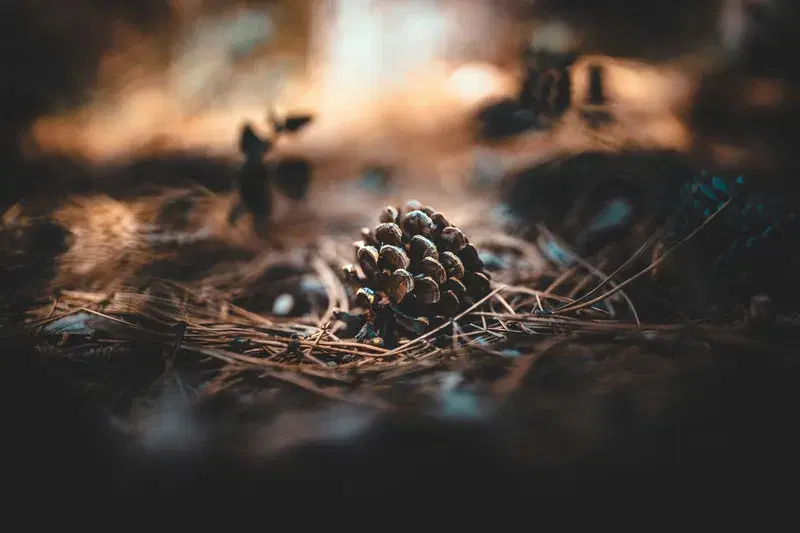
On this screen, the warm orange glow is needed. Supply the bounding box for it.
[23,0,702,187]
[25,0,525,167]
[26,2,308,163]
[446,63,512,107]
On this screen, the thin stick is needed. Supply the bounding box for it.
[312,256,348,329]
[302,320,332,368]
[494,293,517,315]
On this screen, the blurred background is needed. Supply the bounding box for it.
[5,0,516,161]
[0,0,734,175]
[3,0,792,198]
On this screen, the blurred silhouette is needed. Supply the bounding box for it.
[579,63,614,129]
[269,109,315,135]
[231,110,315,237]
[519,48,577,122]
[475,47,577,141]
[231,123,272,237]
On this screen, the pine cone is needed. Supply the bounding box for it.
[341,200,492,348]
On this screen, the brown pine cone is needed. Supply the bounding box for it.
[341,200,492,348]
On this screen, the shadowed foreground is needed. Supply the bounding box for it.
[3,328,799,513]
[3,152,800,516]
